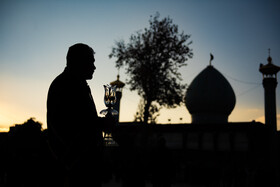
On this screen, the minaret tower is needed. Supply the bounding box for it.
[110,74,125,122]
[259,49,280,131]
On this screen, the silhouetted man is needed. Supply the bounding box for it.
[47,43,107,187]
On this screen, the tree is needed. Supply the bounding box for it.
[134,98,161,124]
[109,13,193,124]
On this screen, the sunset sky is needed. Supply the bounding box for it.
[0,0,279,131]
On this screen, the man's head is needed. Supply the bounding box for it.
[66,43,96,80]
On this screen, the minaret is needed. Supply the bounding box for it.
[259,50,280,131]
[259,50,280,174]
[110,75,125,122]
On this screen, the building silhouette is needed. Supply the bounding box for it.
[113,53,280,186]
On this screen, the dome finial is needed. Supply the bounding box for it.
[267,48,272,64]
[209,53,214,66]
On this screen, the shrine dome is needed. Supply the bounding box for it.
[185,65,236,124]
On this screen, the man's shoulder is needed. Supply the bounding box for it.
[49,71,87,94]
[51,72,66,85]
[50,70,74,88]
[48,72,69,96]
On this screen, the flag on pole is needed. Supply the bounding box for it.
[210,53,214,61]
[210,53,214,66]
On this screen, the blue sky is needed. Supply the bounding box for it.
[0,0,279,130]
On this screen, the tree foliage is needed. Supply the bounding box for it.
[109,13,193,124]
[134,99,161,124]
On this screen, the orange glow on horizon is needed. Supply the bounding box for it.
[1,104,279,132]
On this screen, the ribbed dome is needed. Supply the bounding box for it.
[185,65,236,124]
